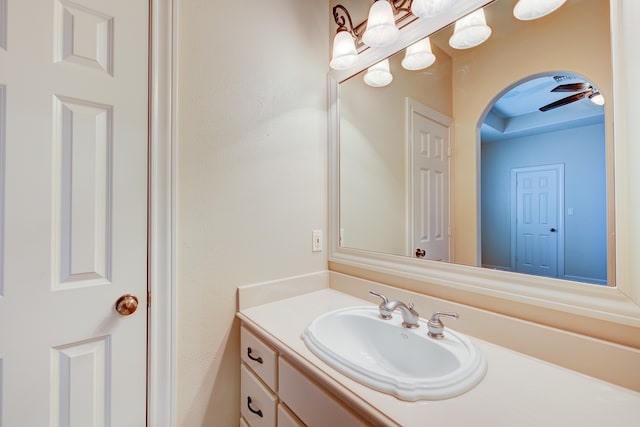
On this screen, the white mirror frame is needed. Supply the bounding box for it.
[328,0,640,330]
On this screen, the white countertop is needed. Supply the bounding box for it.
[238,288,640,427]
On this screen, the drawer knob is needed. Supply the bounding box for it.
[247,347,263,364]
[247,396,263,418]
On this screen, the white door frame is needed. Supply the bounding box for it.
[148,0,177,425]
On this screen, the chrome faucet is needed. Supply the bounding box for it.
[427,312,459,339]
[369,290,420,329]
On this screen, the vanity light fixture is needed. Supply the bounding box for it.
[513,0,567,21]
[329,1,487,71]
[449,8,492,49]
[364,59,393,87]
[411,0,456,19]
[401,37,436,70]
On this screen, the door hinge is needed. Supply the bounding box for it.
[147,291,151,308]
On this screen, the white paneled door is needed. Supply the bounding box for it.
[0,0,149,426]
[409,100,451,262]
[512,165,564,278]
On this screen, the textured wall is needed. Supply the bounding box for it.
[176,0,329,424]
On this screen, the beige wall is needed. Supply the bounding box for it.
[176,0,329,424]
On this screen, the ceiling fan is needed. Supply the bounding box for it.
[539,81,603,112]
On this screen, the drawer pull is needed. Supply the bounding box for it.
[247,396,263,417]
[247,347,263,364]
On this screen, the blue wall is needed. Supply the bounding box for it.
[481,122,607,284]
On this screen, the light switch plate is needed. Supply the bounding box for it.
[312,230,322,252]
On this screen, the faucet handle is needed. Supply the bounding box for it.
[427,312,459,339]
[369,290,392,319]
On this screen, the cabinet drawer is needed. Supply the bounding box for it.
[277,403,304,427]
[241,364,277,427]
[279,357,370,427]
[241,326,278,390]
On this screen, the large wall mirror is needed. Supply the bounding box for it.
[329,0,640,330]
[338,0,613,286]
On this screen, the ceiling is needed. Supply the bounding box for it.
[481,73,605,142]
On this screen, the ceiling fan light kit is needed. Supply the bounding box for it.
[589,92,605,106]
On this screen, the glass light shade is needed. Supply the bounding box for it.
[513,0,567,21]
[364,59,393,87]
[362,1,400,48]
[401,38,436,70]
[330,30,358,70]
[449,8,492,49]
[590,92,605,106]
[411,0,456,19]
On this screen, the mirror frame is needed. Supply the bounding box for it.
[328,0,640,332]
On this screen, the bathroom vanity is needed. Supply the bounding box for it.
[237,273,640,427]
[240,324,370,426]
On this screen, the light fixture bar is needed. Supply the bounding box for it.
[332,5,367,41]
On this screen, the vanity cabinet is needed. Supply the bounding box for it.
[240,326,283,427]
[278,357,370,427]
[240,325,370,427]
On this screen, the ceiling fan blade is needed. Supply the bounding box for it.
[539,90,592,112]
[551,82,592,92]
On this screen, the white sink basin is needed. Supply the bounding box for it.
[302,306,487,401]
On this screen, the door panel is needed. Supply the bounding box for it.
[54,96,113,288]
[51,337,111,427]
[0,1,148,426]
